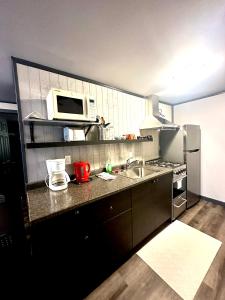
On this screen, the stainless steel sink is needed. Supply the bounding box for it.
[119,166,161,179]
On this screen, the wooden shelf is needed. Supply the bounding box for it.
[26,139,151,149]
[24,118,153,148]
[23,118,99,128]
[23,118,100,143]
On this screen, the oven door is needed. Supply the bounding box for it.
[173,176,187,198]
[172,176,187,220]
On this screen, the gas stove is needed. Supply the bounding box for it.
[146,160,181,168]
[145,159,186,180]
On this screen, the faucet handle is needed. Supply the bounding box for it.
[139,160,144,166]
[126,157,133,164]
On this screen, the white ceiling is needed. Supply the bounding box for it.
[0,0,225,104]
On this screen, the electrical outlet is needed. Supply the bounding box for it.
[65,155,71,165]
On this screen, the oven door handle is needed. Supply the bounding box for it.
[174,198,187,208]
[173,175,187,183]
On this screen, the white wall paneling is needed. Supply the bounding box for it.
[67,77,75,92]
[16,62,171,183]
[174,93,225,202]
[58,75,68,90]
[75,79,83,94]
[49,72,59,90]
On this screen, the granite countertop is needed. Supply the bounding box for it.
[27,168,172,224]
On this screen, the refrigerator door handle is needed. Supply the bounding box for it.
[184,149,199,153]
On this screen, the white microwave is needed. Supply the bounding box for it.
[46,88,97,121]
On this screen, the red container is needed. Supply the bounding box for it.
[73,161,90,183]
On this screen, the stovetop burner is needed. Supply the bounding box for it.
[145,159,182,169]
[158,162,181,168]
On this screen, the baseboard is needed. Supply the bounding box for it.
[201,196,225,207]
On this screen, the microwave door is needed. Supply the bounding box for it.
[57,95,83,114]
[55,94,86,120]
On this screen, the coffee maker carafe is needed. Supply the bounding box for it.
[45,159,70,191]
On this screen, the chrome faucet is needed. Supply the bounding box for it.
[126,157,142,169]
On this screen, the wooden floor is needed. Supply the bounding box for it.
[86,200,225,300]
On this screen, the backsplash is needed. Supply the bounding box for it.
[25,139,159,183]
[16,63,162,183]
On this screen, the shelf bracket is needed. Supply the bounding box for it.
[30,122,35,143]
[84,125,93,137]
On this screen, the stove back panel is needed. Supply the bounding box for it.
[159,129,184,164]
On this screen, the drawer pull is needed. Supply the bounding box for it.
[74,210,80,215]
[84,235,89,240]
[109,205,113,210]
[152,178,159,183]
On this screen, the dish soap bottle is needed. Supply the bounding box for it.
[106,159,112,173]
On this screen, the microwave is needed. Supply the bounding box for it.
[46,88,97,121]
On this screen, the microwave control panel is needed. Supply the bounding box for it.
[87,97,97,121]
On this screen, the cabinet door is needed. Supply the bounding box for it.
[98,209,132,267]
[31,213,102,298]
[69,210,132,297]
[132,173,172,247]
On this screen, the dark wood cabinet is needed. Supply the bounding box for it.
[30,174,172,298]
[132,173,172,247]
[31,190,132,256]
[30,190,132,299]
[98,210,132,265]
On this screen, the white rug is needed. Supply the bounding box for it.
[137,220,222,300]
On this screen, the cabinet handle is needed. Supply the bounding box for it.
[74,210,80,215]
[84,235,89,240]
[152,178,159,183]
[109,205,113,210]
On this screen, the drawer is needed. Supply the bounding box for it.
[172,194,187,220]
[72,189,131,224]
[91,190,131,223]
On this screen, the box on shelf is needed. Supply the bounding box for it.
[63,127,85,141]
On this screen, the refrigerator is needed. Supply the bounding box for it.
[0,111,27,257]
[160,124,201,208]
